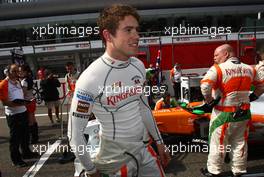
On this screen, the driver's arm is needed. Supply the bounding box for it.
[68,86,97,175]
[140,95,163,144]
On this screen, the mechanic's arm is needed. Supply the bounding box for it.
[200,66,218,103]
[154,100,163,111]
[0,83,28,107]
[250,85,264,101]
[250,66,264,101]
[68,88,98,176]
[0,81,21,107]
[139,95,171,167]
[1,99,28,107]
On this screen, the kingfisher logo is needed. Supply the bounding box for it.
[225,67,251,76]
[106,86,141,106]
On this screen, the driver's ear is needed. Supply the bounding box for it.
[103,29,112,43]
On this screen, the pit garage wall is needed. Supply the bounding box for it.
[145,40,256,71]
[143,40,256,97]
[0,40,257,108]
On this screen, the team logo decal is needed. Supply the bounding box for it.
[76,89,94,102]
[76,100,90,113]
[72,112,89,119]
[131,75,142,84]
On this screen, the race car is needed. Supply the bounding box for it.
[152,105,210,138]
[152,95,264,142]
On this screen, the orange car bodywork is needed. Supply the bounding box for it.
[153,105,264,135]
[153,107,210,135]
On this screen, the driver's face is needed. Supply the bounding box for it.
[107,15,140,60]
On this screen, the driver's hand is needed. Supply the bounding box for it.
[157,143,171,168]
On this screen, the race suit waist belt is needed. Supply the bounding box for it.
[215,103,250,112]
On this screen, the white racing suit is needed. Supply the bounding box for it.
[200,57,262,175]
[68,52,165,177]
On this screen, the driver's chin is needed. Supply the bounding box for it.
[127,48,138,57]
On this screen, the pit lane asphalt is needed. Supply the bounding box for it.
[1,106,264,177]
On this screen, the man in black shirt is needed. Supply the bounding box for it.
[40,69,61,124]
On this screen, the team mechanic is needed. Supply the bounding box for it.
[0,64,39,167]
[68,4,171,177]
[200,44,263,177]
[251,45,264,101]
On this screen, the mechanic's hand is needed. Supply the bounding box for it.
[193,97,221,113]
[249,93,259,102]
[157,143,171,168]
[208,97,221,107]
[204,97,214,104]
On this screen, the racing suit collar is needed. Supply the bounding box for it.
[227,57,239,62]
[102,52,131,68]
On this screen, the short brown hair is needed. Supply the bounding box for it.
[97,4,140,43]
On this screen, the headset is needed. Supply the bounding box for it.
[4,65,11,76]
